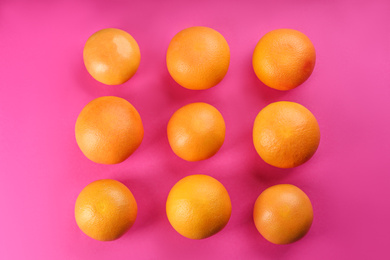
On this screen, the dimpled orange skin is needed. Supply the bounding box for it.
[75,96,144,164]
[166,174,232,239]
[166,26,230,90]
[253,101,320,168]
[167,102,226,161]
[75,179,138,241]
[252,29,316,91]
[83,28,140,85]
[253,184,313,245]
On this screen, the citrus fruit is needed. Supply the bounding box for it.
[166,26,230,90]
[83,28,140,85]
[253,101,320,168]
[167,102,225,161]
[253,184,313,244]
[166,174,232,239]
[75,96,144,164]
[75,179,137,241]
[252,29,316,90]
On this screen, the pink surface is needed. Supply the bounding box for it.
[0,0,389,259]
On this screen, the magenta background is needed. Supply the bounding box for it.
[0,0,389,259]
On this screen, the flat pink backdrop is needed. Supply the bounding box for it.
[0,0,389,259]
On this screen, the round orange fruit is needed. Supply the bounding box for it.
[83,28,141,85]
[167,102,225,161]
[75,179,138,241]
[253,101,320,168]
[253,184,313,244]
[252,29,316,90]
[166,26,230,90]
[166,174,232,239]
[75,96,144,164]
